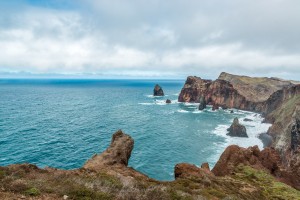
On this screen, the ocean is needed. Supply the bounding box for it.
[0,79,271,180]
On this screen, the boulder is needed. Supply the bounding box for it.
[166,99,171,104]
[198,96,206,110]
[174,163,213,180]
[230,110,234,113]
[84,130,134,170]
[212,145,282,177]
[153,84,164,96]
[243,118,253,122]
[227,118,248,137]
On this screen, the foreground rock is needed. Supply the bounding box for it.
[174,163,213,179]
[227,117,248,137]
[212,145,281,176]
[84,130,134,170]
[153,84,164,96]
[1,130,300,199]
[212,145,300,190]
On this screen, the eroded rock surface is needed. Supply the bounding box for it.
[84,130,134,170]
[153,84,164,96]
[227,118,248,137]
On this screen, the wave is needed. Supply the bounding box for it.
[145,94,169,98]
[177,109,189,113]
[139,99,178,106]
[209,111,272,166]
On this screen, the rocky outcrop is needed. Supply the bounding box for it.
[227,118,248,137]
[153,84,164,96]
[212,145,300,189]
[198,96,206,110]
[166,99,171,104]
[174,163,213,180]
[212,145,281,176]
[178,76,212,102]
[243,118,253,122]
[84,130,134,170]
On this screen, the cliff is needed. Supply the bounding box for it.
[1,130,299,200]
[178,72,300,190]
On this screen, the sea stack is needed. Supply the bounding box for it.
[198,96,206,110]
[153,84,164,96]
[227,117,248,137]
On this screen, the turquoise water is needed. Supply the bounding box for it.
[0,79,270,180]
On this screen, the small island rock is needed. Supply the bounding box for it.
[153,84,164,96]
[166,99,171,104]
[198,96,206,110]
[227,117,248,137]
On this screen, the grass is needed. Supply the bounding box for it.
[24,187,40,196]
[233,165,300,200]
[68,186,113,200]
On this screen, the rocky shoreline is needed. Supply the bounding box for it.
[178,72,300,190]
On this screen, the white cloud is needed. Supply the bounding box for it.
[0,1,300,80]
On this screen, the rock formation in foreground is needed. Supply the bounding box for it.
[1,130,299,199]
[227,117,248,137]
[84,130,134,169]
[153,84,164,96]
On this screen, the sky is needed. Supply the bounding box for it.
[0,0,300,79]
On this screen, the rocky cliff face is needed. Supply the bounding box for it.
[178,72,300,189]
[178,76,212,102]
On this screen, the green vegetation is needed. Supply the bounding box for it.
[68,186,113,200]
[234,165,300,200]
[1,164,300,199]
[25,187,40,196]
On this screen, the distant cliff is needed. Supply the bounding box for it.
[178,72,300,189]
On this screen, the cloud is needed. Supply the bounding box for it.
[0,0,300,79]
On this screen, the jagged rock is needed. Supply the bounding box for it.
[212,145,281,177]
[201,162,210,171]
[153,84,164,96]
[178,76,212,102]
[227,118,248,137]
[243,118,253,122]
[198,96,206,110]
[166,99,171,104]
[84,130,134,170]
[174,163,213,180]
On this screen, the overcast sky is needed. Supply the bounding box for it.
[0,0,300,79]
